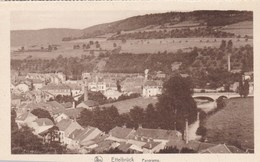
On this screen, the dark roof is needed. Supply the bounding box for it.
[117,142,132,152]
[142,141,161,149]
[134,128,182,140]
[199,144,231,153]
[109,126,134,139]
[31,79,44,84]
[56,119,73,131]
[41,83,70,90]
[33,118,54,126]
[143,80,163,87]
[94,140,114,153]
[64,108,83,118]
[62,102,73,109]
[16,112,37,121]
[72,127,96,141]
[23,101,65,115]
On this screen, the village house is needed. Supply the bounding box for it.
[31,79,45,90]
[56,119,83,145]
[41,83,71,97]
[11,94,23,108]
[67,126,103,149]
[29,118,54,135]
[142,80,163,97]
[103,89,122,100]
[76,100,99,110]
[66,83,83,97]
[107,126,136,142]
[76,86,99,110]
[87,77,107,93]
[14,82,31,93]
[18,101,66,116]
[121,76,145,94]
[26,72,66,84]
[15,111,38,129]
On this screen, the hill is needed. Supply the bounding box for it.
[204,97,254,150]
[11,28,82,47]
[11,10,252,47]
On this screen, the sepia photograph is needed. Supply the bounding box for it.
[10,9,254,155]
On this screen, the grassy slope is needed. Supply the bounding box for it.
[100,97,158,114]
[204,97,254,149]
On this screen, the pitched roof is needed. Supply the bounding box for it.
[66,83,82,90]
[142,141,161,149]
[117,142,132,152]
[143,80,163,87]
[199,144,232,153]
[64,108,84,118]
[16,112,37,121]
[134,128,182,140]
[61,102,73,109]
[109,126,134,139]
[41,83,70,91]
[226,145,245,153]
[33,118,54,126]
[81,100,99,107]
[24,101,65,114]
[56,119,73,131]
[31,79,44,84]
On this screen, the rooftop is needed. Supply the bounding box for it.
[109,126,135,139]
[33,118,54,126]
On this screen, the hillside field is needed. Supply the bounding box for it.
[204,97,254,150]
[11,37,253,60]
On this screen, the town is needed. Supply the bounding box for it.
[10,10,254,154]
[11,68,254,154]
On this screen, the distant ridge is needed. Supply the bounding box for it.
[11,10,252,47]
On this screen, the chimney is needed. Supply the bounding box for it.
[174,122,177,130]
[95,76,98,83]
[122,123,126,128]
[72,101,75,109]
[197,112,200,121]
[185,119,189,144]
[138,124,143,129]
[228,54,231,71]
[84,86,88,101]
[149,143,152,149]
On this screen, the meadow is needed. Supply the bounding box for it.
[11,37,253,60]
[204,97,254,150]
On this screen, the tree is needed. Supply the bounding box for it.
[238,79,249,98]
[116,80,121,92]
[143,104,159,129]
[129,106,145,126]
[11,109,18,132]
[11,125,67,154]
[31,108,54,122]
[11,125,45,154]
[220,40,226,51]
[113,42,117,48]
[156,76,197,131]
[180,147,196,153]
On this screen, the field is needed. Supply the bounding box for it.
[11,37,253,60]
[100,97,158,114]
[204,97,254,149]
[220,21,253,37]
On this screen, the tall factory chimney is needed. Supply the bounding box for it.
[84,86,88,101]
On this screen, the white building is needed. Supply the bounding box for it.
[142,80,163,97]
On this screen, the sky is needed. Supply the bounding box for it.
[11,10,167,30]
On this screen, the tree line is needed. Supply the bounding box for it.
[109,27,236,40]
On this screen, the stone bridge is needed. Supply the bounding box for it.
[192,92,241,101]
